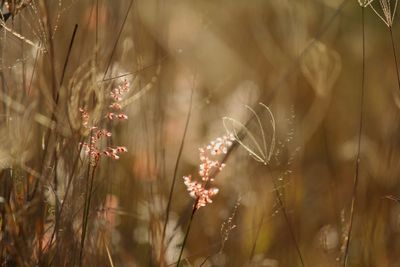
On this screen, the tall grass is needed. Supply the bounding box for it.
[2,1,400,266]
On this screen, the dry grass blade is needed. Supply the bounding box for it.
[0,90,56,131]
[0,20,45,52]
[105,243,115,267]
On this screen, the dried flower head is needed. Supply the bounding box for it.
[370,0,398,27]
[223,103,275,165]
[183,134,234,209]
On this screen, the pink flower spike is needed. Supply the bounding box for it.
[183,134,233,209]
[79,80,129,165]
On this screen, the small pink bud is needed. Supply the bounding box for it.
[110,103,122,109]
[107,113,115,120]
[116,146,128,152]
[117,114,128,120]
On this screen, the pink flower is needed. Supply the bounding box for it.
[79,80,130,166]
[183,134,234,209]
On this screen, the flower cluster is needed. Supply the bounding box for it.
[107,79,129,120]
[183,134,234,209]
[79,80,129,165]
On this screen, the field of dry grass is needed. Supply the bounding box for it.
[1,0,400,266]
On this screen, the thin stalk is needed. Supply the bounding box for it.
[78,163,97,267]
[29,24,78,201]
[247,160,304,265]
[47,141,84,266]
[27,43,40,98]
[47,38,79,252]
[176,200,198,267]
[35,32,57,258]
[77,128,96,267]
[20,18,26,96]
[198,256,211,267]
[343,7,366,267]
[59,24,78,90]
[102,0,134,81]
[160,85,194,261]
[271,178,305,267]
[53,149,59,261]
[58,140,84,215]
[95,0,99,65]
[389,27,400,92]
[105,242,115,267]
[248,209,266,262]
[0,169,12,265]
[76,0,96,63]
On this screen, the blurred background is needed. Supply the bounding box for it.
[1,0,400,266]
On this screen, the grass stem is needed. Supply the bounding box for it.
[343,6,366,267]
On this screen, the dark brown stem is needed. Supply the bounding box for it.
[78,162,97,267]
[102,0,134,81]
[160,82,194,262]
[28,24,78,201]
[176,200,198,267]
[248,209,266,262]
[271,177,305,267]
